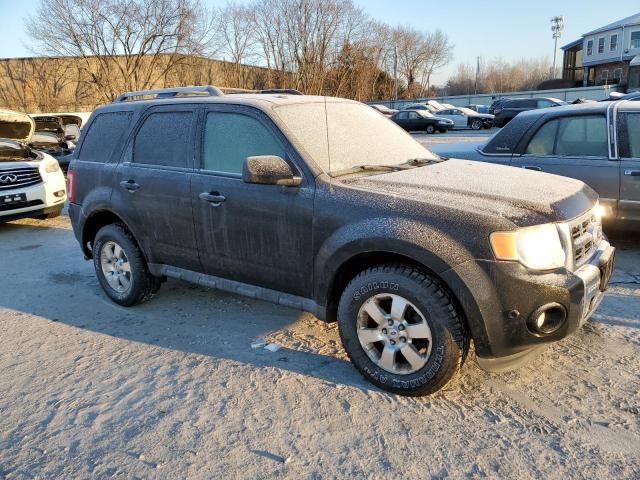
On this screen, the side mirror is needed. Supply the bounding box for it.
[243,155,302,187]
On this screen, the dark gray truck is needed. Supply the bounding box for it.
[67,87,615,396]
[431,100,640,223]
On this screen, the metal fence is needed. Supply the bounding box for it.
[371,85,619,109]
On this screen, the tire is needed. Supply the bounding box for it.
[425,124,435,134]
[92,223,161,306]
[470,119,483,130]
[337,264,468,396]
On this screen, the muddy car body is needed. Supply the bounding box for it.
[68,87,615,395]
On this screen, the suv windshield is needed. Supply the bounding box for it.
[275,100,437,175]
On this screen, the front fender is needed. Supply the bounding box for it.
[313,217,475,304]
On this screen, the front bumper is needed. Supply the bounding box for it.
[442,240,615,371]
[0,169,66,220]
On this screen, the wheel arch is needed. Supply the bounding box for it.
[81,209,143,260]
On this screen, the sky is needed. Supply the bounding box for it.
[1,0,638,85]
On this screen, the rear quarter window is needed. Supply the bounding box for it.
[78,111,133,163]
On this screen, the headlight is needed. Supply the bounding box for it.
[44,159,60,173]
[490,224,566,270]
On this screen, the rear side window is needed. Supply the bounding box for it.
[203,112,285,174]
[620,112,640,158]
[537,99,556,108]
[525,115,608,157]
[79,112,132,163]
[133,112,193,168]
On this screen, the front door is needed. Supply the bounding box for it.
[112,105,200,270]
[618,111,640,221]
[512,114,620,214]
[191,105,315,297]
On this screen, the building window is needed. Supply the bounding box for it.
[598,37,605,54]
[587,39,593,56]
[600,70,609,84]
[632,31,640,49]
[611,34,618,51]
[614,68,622,82]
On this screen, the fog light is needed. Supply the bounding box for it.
[527,303,567,335]
[54,190,65,198]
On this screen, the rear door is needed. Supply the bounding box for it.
[618,110,640,220]
[393,111,410,130]
[112,105,200,270]
[191,105,314,297]
[512,114,619,212]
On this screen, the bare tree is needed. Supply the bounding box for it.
[214,2,256,88]
[26,0,215,102]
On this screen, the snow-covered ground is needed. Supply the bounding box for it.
[0,215,639,479]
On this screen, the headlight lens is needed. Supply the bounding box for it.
[490,224,566,270]
[44,160,60,173]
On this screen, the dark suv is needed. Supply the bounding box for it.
[493,97,564,127]
[68,86,615,396]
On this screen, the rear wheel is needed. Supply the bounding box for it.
[337,264,468,396]
[470,119,483,130]
[93,223,161,306]
[425,124,435,134]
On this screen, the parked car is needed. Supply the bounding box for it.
[436,107,494,130]
[31,114,80,172]
[68,86,614,396]
[0,109,67,222]
[431,100,640,223]
[370,104,398,117]
[404,103,439,114]
[493,97,565,127]
[489,98,512,115]
[391,110,454,133]
[465,104,490,114]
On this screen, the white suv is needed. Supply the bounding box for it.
[0,109,66,222]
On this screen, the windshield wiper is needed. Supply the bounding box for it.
[332,163,414,177]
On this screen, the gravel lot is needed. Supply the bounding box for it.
[1,188,639,477]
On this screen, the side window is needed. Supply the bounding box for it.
[621,113,640,158]
[556,116,608,157]
[408,112,419,119]
[525,120,559,155]
[79,112,132,163]
[537,100,555,108]
[133,112,193,168]
[396,112,408,120]
[203,112,285,174]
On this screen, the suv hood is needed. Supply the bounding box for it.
[345,159,597,226]
[0,109,35,143]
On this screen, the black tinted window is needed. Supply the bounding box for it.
[79,112,132,163]
[203,112,285,174]
[134,112,193,167]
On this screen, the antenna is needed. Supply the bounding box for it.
[323,95,333,189]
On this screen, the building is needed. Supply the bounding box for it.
[562,12,640,90]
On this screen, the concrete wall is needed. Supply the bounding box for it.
[371,85,619,109]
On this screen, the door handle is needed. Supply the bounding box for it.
[120,180,140,192]
[199,192,226,205]
[523,165,542,171]
[624,170,640,177]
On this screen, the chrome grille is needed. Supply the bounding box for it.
[0,166,43,191]
[569,210,600,268]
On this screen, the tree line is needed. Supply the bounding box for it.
[6,0,453,110]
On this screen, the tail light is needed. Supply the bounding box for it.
[66,171,75,203]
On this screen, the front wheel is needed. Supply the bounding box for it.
[337,264,468,396]
[92,223,161,306]
[470,119,483,130]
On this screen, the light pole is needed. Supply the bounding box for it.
[550,16,564,78]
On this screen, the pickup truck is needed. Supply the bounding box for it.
[431,100,640,223]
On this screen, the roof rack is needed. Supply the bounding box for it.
[221,87,303,95]
[113,85,224,103]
